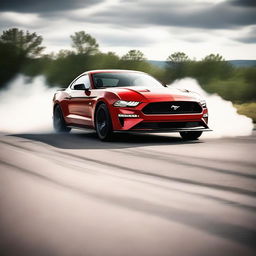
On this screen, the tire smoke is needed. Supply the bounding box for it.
[0,75,253,137]
[170,78,253,138]
[0,75,57,133]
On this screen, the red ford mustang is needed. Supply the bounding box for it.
[53,69,211,141]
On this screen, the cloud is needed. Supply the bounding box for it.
[1,1,255,30]
[0,0,102,13]
[238,35,256,44]
[81,0,256,29]
[231,0,256,7]
[0,0,255,60]
[95,32,157,47]
[234,27,256,44]
[0,12,41,29]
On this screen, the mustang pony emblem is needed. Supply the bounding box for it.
[171,105,180,110]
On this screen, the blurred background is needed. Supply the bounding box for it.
[0,0,255,122]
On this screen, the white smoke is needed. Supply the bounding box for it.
[170,78,253,138]
[0,75,57,133]
[0,75,253,137]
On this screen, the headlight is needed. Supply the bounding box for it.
[200,100,207,108]
[113,100,140,107]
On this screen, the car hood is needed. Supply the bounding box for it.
[107,86,202,102]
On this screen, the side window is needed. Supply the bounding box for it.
[71,75,90,90]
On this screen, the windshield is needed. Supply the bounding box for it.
[92,72,164,89]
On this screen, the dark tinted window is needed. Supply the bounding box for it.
[92,72,163,89]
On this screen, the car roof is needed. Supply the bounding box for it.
[83,69,145,75]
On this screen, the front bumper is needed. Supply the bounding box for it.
[110,101,211,133]
[116,127,212,133]
[129,120,211,133]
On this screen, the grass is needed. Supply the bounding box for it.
[234,102,256,123]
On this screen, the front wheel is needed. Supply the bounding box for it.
[53,105,71,133]
[95,104,113,141]
[180,131,202,140]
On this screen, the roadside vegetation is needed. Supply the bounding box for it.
[235,103,256,123]
[0,28,255,121]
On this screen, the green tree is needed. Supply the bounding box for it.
[0,42,21,88]
[165,52,191,81]
[0,28,44,58]
[202,53,224,62]
[121,50,146,61]
[70,31,99,55]
[197,53,233,83]
[56,49,74,58]
[0,28,44,88]
[166,52,190,64]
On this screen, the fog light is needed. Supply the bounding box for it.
[118,114,139,118]
[203,114,208,118]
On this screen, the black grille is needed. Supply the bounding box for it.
[142,101,202,115]
[132,121,205,130]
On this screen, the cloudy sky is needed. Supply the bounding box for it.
[0,0,255,60]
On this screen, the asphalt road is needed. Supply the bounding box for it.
[0,131,255,256]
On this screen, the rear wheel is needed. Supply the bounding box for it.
[95,104,113,141]
[53,105,71,133]
[180,131,202,140]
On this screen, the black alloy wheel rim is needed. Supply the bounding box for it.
[97,108,108,137]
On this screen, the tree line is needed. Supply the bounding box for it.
[0,28,255,103]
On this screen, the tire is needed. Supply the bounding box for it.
[180,131,202,140]
[53,105,71,133]
[95,103,113,141]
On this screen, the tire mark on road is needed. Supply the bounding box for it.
[1,159,256,250]
[1,138,256,199]
[59,151,256,198]
[113,148,256,180]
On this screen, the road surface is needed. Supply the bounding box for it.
[0,131,255,256]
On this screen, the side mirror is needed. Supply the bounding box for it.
[74,83,85,90]
[74,83,90,91]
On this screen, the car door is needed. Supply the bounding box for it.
[66,74,94,126]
